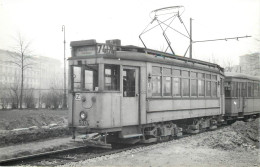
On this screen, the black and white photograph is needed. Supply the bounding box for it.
[0,0,259,166]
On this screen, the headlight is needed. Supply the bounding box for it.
[80,111,87,120]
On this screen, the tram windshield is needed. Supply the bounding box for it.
[72,64,98,91]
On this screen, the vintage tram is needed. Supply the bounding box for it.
[224,72,260,120]
[68,39,225,145]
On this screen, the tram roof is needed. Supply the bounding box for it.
[70,39,224,72]
[225,72,260,81]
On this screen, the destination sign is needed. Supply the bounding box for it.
[75,46,96,56]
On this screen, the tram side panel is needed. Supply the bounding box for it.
[69,92,122,131]
[145,62,223,123]
[224,76,260,117]
[146,99,221,123]
[244,97,260,115]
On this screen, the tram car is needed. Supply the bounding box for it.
[224,72,260,120]
[68,39,226,145]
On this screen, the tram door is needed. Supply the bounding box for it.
[121,66,139,126]
[240,82,247,114]
[238,82,246,117]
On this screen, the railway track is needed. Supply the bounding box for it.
[0,145,89,166]
[0,124,230,166]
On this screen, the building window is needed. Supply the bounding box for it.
[104,64,120,91]
[152,67,161,96]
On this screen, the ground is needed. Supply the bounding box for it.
[0,109,68,130]
[65,119,260,167]
[0,109,69,146]
[0,109,259,166]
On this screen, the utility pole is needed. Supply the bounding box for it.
[62,25,67,109]
[190,18,193,59]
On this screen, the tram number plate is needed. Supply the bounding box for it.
[79,120,88,126]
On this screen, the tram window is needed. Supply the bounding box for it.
[206,81,211,96]
[163,77,171,96]
[152,67,161,75]
[152,66,162,96]
[191,79,197,96]
[104,64,120,91]
[239,83,242,97]
[163,68,171,75]
[259,82,260,97]
[231,82,237,97]
[206,74,211,79]
[173,69,181,76]
[152,76,161,96]
[258,82,260,97]
[212,82,217,97]
[248,82,253,97]
[241,83,247,97]
[212,75,217,80]
[173,78,180,96]
[182,78,189,96]
[191,72,197,78]
[198,73,205,79]
[225,82,231,97]
[254,83,259,97]
[182,71,189,77]
[83,65,98,91]
[123,69,135,97]
[198,79,205,96]
[163,68,171,96]
[73,66,81,91]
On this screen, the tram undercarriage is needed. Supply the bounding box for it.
[73,115,226,148]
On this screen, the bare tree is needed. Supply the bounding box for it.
[210,54,219,64]
[223,58,234,72]
[8,82,20,109]
[24,88,35,108]
[0,84,10,109]
[8,33,34,109]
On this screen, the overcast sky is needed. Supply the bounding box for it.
[0,0,259,66]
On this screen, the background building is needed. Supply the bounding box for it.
[224,52,260,76]
[0,49,64,109]
[239,53,260,76]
